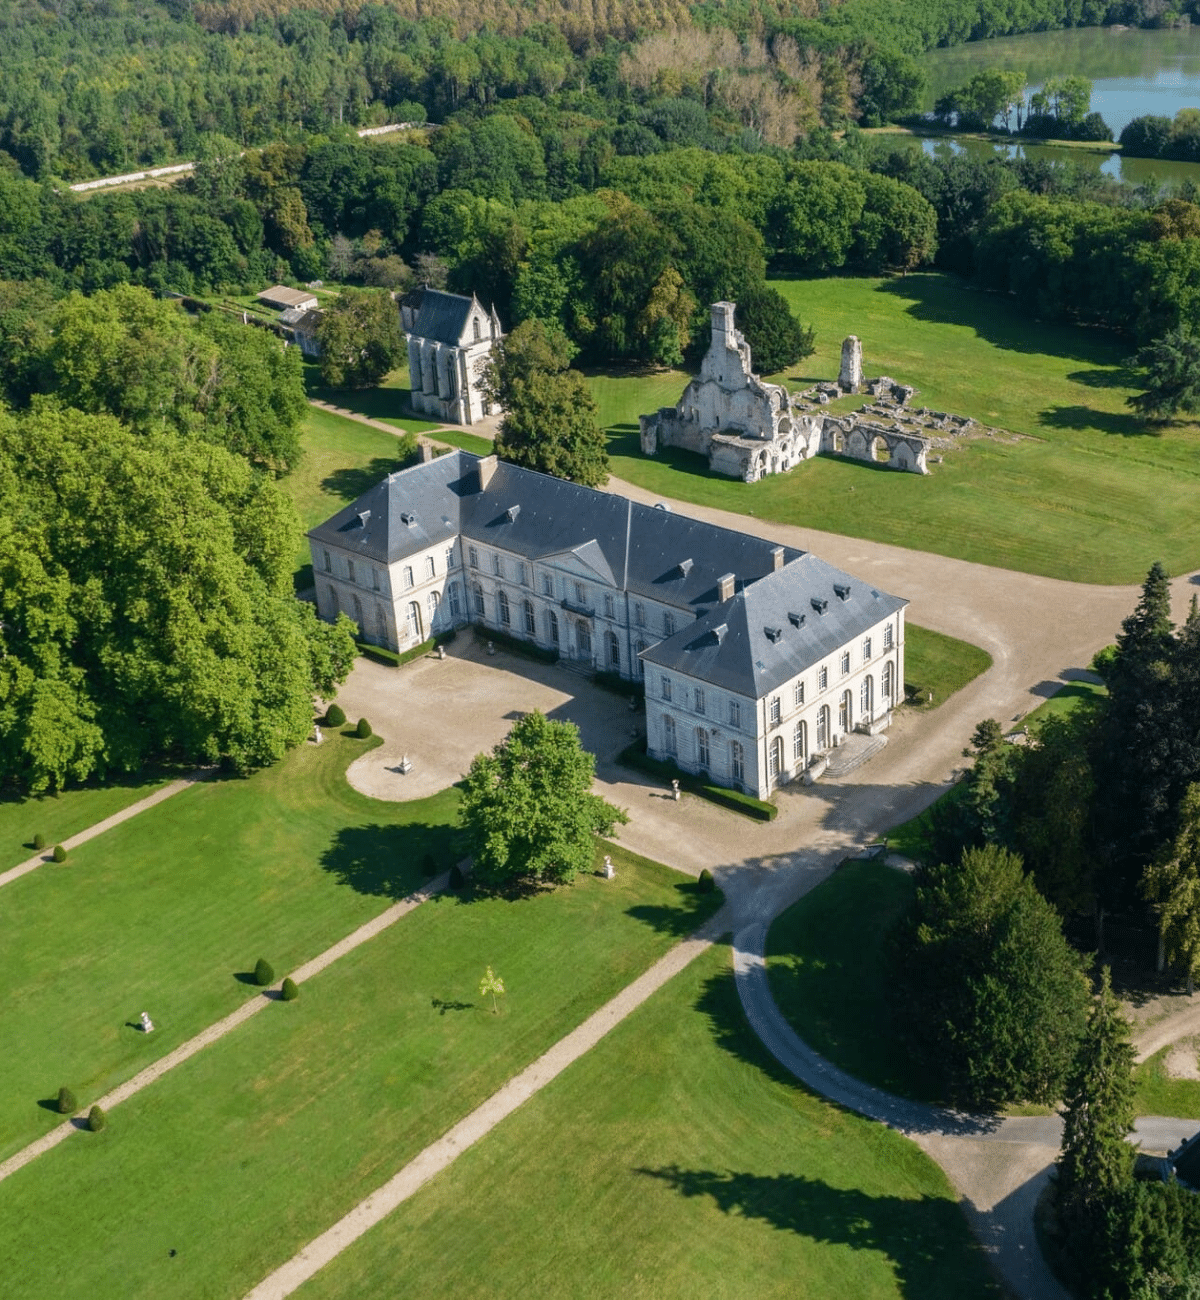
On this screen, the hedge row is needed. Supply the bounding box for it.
[593,670,645,702]
[617,742,778,822]
[356,628,457,670]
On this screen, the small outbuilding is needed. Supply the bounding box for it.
[257,285,319,313]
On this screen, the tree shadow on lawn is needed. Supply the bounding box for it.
[321,455,417,504]
[320,822,462,899]
[635,1164,996,1298]
[625,880,722,938]
[1038,403,1152,438]
[873,274,1127,368]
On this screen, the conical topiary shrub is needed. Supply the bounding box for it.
[33,833,45,850]
[324,704,345,728]
[86,1105,106,1132]
[254,957,274,987]
[355,717,372,739]
[697,868,715,894]
[52,845,66,863]
[280,977,299,1001]
[56,1086,77,1114]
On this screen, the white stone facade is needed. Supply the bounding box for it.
[400,288,502,426]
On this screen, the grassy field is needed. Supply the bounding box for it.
[0,731,459,1162]
[0,773,171,873]
[0,846,722,1300]
[766,861,930,1101]
[295,941,999,1300]
[592,274,1200,585]
[1134,1046,1200,1120]
[904,624,993,709]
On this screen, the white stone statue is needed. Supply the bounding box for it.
[140,1011,155,1034]
[603,855,615,879]
[671,779,681,802]
[313,723,323,745]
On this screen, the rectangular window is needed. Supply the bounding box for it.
[663,612,675,636]
[542,574,553,597]
[468,546,479,569]
[472,584,484,616]
[427,556,436,580]
[322,549,331,573]
[604,594,615,619]
[840,651,850,676]
[635,602,645,627]
[663,714,677,756]
[694,688,705,716]
[729,700,740,728]
[447,546,457,569]
[884,623,894,649]
[403,565,414,590]
[697,728,710,769]
[862,636,872,661]
[347,559,356,584]
[770,696,781,724]
[793,680,805,707]
[574,581,585,605]
[449,582,462,617]
[428,590,439,619]
[372,568,380,591]
[661,676,672,702]
[517,561,527,586]
[818,666,828,692]
[492,553,502,577]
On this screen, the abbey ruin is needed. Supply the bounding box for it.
[639,302,995,483]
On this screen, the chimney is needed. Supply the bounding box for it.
[771,546,785,571]
[419,440,434,464]
[717,572,736,602]
[476,454,498,492]
[711,301,736,346]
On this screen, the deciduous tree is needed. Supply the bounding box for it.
[317,288,405,389]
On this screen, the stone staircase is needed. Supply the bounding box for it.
[822,731,888,779]
[556,657,594,681]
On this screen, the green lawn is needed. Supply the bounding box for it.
[0,847,722,1300]
[295,940,998,1300]
[1022,678,1107,728]
[593,274,1200,585]
[904,624,993,709]
[304,363,441,437]
[0,773,171,873]
[0,731,459,1161]
[766,860,931,1102]
[1134,1046,1200,1120]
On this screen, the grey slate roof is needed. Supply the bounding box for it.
[640,551,907,698]
[407,288,476,346]
[307,452,807,618]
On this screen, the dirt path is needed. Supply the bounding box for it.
[242,913,726,1300]
[0,873,448,1187]
[0,770,214,891]
[1136,999,1200,1064]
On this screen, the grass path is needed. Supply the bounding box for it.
[0,873,448,1187]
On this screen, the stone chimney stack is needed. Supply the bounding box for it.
[476,454,498,492]
[711,301,736,347]
[839,336,863,393]
[717,572,736,602]
[771,546,785,571]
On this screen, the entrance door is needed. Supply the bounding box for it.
[839,690,852,734]
[576,619,592,660]
[769,735,783,782]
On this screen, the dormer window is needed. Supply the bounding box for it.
[764,627,782,643]
[788,611,805,628]
[835,583,851,601]
[811,598,828,615]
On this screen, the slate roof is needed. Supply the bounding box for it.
[406,287,477,346]
[307,452,807,619]
[640,551,907,698]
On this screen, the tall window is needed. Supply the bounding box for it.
[694,687,705,716]
[347,559,356,584]
[862,636,872,661]
[447,546,457,569]
[861,675,874,719]
[428,590,440,621]
[793,720,807,763]
[377,605,388,640]
[661,676,672,702]
[769,696,781,724]
[472,582,484,616]
[469,546,479,569]
[548,610,560,645]
[697,728,710,769]
[604,594,615,619]
[406,601,422,641]
[817,706,830,750]
[492,553,502,576]
[472,316,481,342]
[818,666,828,692]
[322,549,331,572]
[574,581,586,605]
[730,740,744,783]
[635,640,646,678]
[839,690,852,733]
[372,568,380,591]
[498,590,511,625]
[523,600,535,637]
[793,680,805,707]
[663,714,677,756]
[840,651,850,676]
[403,565,414,590]
[769,736,783,779]
[352,594,363,627]
[448,582,461,618]
[327,586,338,613]
[729,699,741,728]
[882,660,895,705]
[635,602,645,627]
[607,631,620,669]
[663,611,675,636]
[542,574,554,597]
[517,561,527,586]
[427,555,436,579]
[884,622,894,650]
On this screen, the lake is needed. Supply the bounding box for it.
[917,25,1200,185]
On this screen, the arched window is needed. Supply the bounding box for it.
[860,675,874,720]
[406,601,422,641]
[472,582,484,616]
[428,589,440,623]
[816,706,830,751]
[882,660,895,706]
[376,605,388,640]
[352,594,364,629]
[663,714,676,756]
[548,610,560,645]
[730,740,745,783]
[697,728,710,770]
[403,566,414,589]
[793,720,807,765]
[498,590,511,625]
[473,316,481,342]
[327,586,338,614]
[839,690,852,733]
[607,631,620,670]
[523,599,535,637]
[769,735,783,780]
